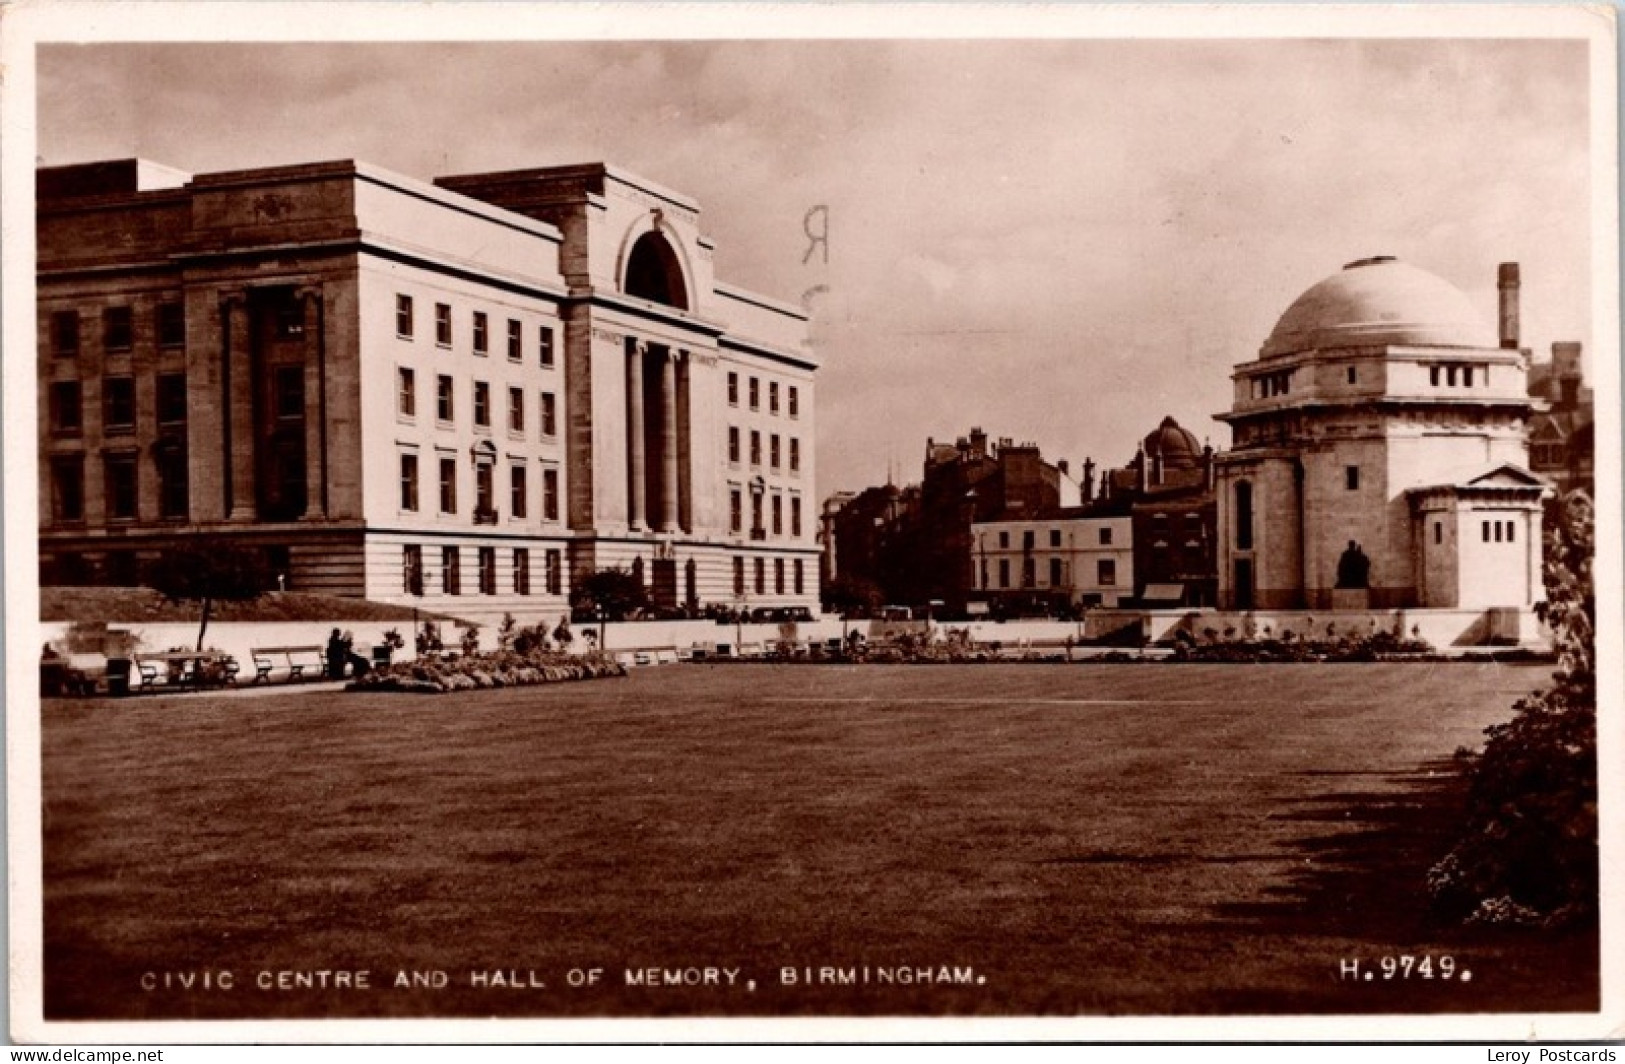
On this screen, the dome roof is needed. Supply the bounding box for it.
[1261,256,1495,359]
[1142,416,1202,468]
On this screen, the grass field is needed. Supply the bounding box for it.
[39,662,1597,1019]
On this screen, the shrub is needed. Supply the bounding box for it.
[1428,492,1596,927]
[348,646,626,694]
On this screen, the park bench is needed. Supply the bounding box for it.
[250,645,326,684]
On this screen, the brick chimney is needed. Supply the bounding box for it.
[1498,263,1520,350]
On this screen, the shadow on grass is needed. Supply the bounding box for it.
[1207,757,1599,1013]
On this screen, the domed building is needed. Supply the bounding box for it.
[1214,257,1546,620]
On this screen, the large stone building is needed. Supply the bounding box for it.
[1214,256,1545,612]
[37,157,820,622]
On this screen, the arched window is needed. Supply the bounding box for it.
[624,232,689,310]
[1234,480,1254,551]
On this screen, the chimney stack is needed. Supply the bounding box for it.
[1082,458,1096,502]
[1498,262,1521,350]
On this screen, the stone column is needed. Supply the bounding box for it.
[659,349,680,533]
[222,293,256,521]
[298,286,328,519]
[626,340,647,530]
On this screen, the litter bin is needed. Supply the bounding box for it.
[104,657,132,697]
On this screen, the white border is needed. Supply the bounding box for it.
[3,1,1619,1045]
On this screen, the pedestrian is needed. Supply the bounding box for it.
[326,628,347,680]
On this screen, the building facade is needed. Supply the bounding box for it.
[970,506,1134,612]
[1527,340,1594,499]
[1214,257,1545,612]
[37,158,820,622]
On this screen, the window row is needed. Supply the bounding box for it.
[1428,363,1488,388]
[402,543,563,598]
[725,371,800,418]
[1481,519,1517,544]
[48,375,189,436]
[49,449,188,524]
[1249,369,1295,399]
[399,453,560,523]
[980,557,1117,589]
[394,294,556,367]
[991,526,1114,550]
[398,369,558,437]
[727,488,804,539]
[730,555,808,597]
[726,427,803,473]
[49,303,187,358]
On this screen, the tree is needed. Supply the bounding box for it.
[569,567,651,622]
[145,541,272,652]
[1429,490,1597,925]
[822,574,883,618]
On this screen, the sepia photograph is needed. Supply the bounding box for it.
[3,2,1619,1044]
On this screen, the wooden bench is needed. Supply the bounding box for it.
[250,645,326,683]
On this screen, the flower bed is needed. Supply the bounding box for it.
[346,649,626,694]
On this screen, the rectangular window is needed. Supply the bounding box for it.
[543,468,560,521]
[541,392,557,437]
[1023,530,1035,550]
[435,303,452,346]
[789,385,799,418]
[750,430,762,466]
[1494,521,1503,543]
[545,549,562,595]
[999,530,1009,549]
[1447,365,1459,387]
[775,557,785,594]
[442,546,461,595]
[754,557,765,595]
[275,302,304,339]
[274,366,304,419]
[772,494,783,536]
[508,386,525,433]
[105,454,138,520]
[1345,466,1360,491]
[400,453,420,512]
[103,306,133,352]
[1507,522,1516,543]
[474,464,495,520]
[439,457,457,513]
[1429,365,1441,386]
[404,545,424,596]
[1464,365,1475,387]
[1050,528,1062,548]
[103,376,136,433]
[473,380,491,427]
[727,372,739,405]
[157,447,188,521]
[507,319,522,362]
[510,465,528,519]
[769,381,780,414]
[791,496,802,538]
[437,375,454,422]
[51,456,84,523]
[730,489,743,534]
[473,311,489,355]
[478,547,496,595]
[789,438,801,474]
[998,558,1010,589]
[396,294,414,338]
[1022,557,1036,588]
[1346,365,1357,384]
[1434,521,1443,545]
[749,377,760,410]
[514,547,531,595]
[1098,558,1117,586]
[794,558,804,595]
[1482,520,1490,543]
[752,494,764,537]
[1100,526,1112,546]
[398,367,416,418]
[729,426,741,464]
[1050,557,1063,587]
[733,556,745,596]
[158,302,186,348]
[771,434,781,470]
[51,311,80,357]
[50,380,82,435]
[538,325,555,368]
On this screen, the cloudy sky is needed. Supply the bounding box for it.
[36,29,1595,497]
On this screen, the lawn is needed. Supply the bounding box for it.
[38,662,1597,1019]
